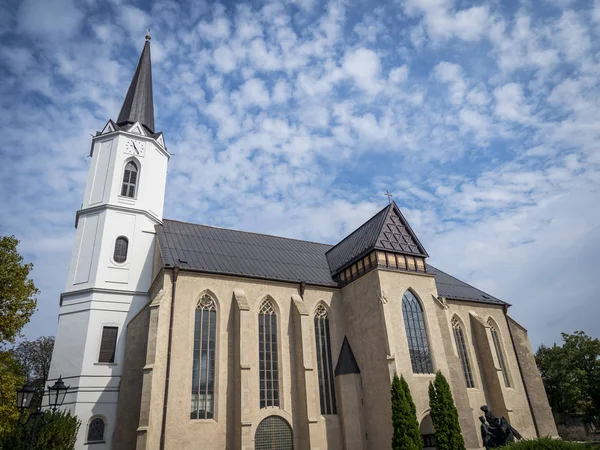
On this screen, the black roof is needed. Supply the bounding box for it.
[335,336,360,375]
[156,219,505,306]
[326,202,428,276]
[117,37,155,133]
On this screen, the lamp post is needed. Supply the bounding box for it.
[16,376,70,450]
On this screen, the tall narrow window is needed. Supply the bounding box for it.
[121,161,138,198]
[98,326,118,363]
[489,320,511,388]
[191,294,217,419]
[314,304,337,415]
[259,299,279,408]
[402,290,433,374]
[113,236,128,263]
[87,417,105,442]
[452,318,475,388]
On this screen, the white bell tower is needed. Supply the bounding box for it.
[48,33,169,450]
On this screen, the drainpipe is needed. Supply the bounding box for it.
[160,266,179,450]
[503,304,540,437]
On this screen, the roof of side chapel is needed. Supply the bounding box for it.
[156,209,505,306]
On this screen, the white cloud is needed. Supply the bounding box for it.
[17,0,83,37]
[342,48,381,93]
[494,83,533,123]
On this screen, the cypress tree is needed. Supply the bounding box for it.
[400,375,423,449]
[391,373,423,450]
[428,371,465,450]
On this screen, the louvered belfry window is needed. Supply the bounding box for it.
[121,161,138,198]
[113,236,128,263]
[402,291,434,374]
[98,326,117,363]
[259,299,279,408]
[489,320,511,388]
[191,294,217,420]
[452,318,475,388]
[314,305,337,415]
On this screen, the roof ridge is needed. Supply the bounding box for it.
[162,218,334,248]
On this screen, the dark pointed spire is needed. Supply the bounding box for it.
[117,32,155,133]
[335,336,360,375]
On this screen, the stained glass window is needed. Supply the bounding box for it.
[87,417,105,442]
[259,299,279,408]
[121,161,138,198]
[489,320,511,388]
[452,318,475,388]
[255,416,293,450]
[402,290,433,374]
[314,305,337,415]
[113,236,128,263]
[191,294,217,419]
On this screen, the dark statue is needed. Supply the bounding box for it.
[479,405,522,449]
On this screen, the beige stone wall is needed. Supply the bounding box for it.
[116,263,555,450]
[139,271,345,450]
[448,300,537,441]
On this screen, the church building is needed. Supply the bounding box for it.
[48,35,558,450]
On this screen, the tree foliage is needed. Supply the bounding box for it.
[535,331,600,426]
[0,409,81,450]
[0,350,25,439]
[0,235,39,346]
[14,336,55,408]
[428,371,465,450]
[391,373,423,450]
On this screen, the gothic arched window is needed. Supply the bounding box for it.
[259,299,279,408]
[113,236,128,263]
[452,317,475,388]
[402,290,433,374]
[87,416,105,442]
[314,304,337,415]
[121,161,138,198]
[488,319,511,387]
[191,294,217,419]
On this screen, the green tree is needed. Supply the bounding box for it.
[428,371,465,450]
[0,350,25,438]
[14,337,55,408]
[536,331,600,427]
[0,409,81,450]
[0,235,39,346]
[391,373,423,450]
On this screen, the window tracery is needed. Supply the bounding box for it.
[488,319,511,388]
[259,299,279,408]
[402,290,433,374]
[191,294,217,419]
[452,317,475,388]
[314,304,337,415]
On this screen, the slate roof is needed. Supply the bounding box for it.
[325,202,428,276]
[156,218,506,306]
[117,36,155,133]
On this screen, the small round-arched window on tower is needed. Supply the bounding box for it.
[113,236,129,263]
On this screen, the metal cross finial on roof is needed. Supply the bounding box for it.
[145,29,151,41]
[385,190,393,204]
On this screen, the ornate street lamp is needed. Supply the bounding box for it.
[47,376,69,411]
[16,376,70,450]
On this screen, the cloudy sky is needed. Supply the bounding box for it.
[1,0,599,350]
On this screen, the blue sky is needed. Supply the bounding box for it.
[1,0,599,350]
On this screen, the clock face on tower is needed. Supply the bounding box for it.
[124,139,146,156]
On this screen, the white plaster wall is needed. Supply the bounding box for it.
[49,128,169,450]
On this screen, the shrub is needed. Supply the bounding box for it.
[428,371,465,450]
[391,373,423,450]
[0,409,81,450]
[499,437,596,449]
